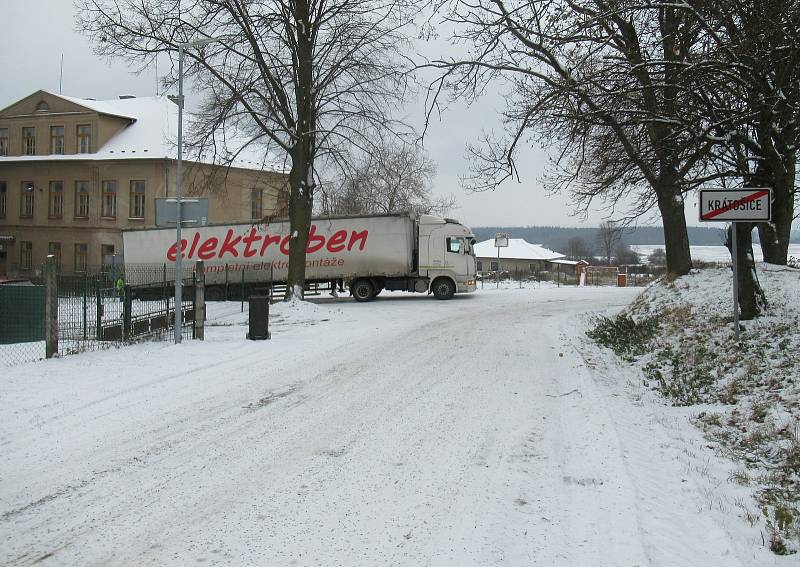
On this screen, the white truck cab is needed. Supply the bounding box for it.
[417,215,477,299]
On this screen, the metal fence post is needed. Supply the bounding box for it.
[96,283,103,340]
[123,285,132,341]
[241,268,245,313]
[44,256,58,358]
[225,264,229,301]
[196,261,205,340]
[270,263,274,302]
[82,272,88,340]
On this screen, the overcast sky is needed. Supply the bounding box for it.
[2,1,711,229]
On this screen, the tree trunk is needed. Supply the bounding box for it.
[284,0,315,301]
[726,222,767,321]
[656,184,692,277]
[285,150,314,301]
[756,157,795,265]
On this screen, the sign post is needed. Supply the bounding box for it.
[699,188,771,340]
[494,233,509,289]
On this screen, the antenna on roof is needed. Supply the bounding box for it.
[59,53,64,94]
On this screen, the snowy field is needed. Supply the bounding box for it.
[0,285,792,566]
[631,243,800,263]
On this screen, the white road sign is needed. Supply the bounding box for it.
[494,233,509,247]
[699,188,771,222]
[155,198,209,227]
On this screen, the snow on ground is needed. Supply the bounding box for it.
[631,243,800,264]
[0,284,794,565]
[594,263,800,556]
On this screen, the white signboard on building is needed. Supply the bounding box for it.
[494,233,509,248]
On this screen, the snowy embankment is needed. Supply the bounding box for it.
[0,284,793,565]
[586,264,800,555]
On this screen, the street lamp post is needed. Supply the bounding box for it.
[172,36,221,344]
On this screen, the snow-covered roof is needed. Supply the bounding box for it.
[0,92,285,173]
[474,238,565,261]
[52,93,139,120]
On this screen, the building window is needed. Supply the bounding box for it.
[129,180,145,219]
[101,180,117,218]
[36,100,50,112]
[0,128,8,156]
[476,261,483,271]
[490,261,499,271]
[20,182,35,218]
[77,124,91,153]
[48,242,62,270]
[20,241,33,270]
[101,244,115,266]
[529,263,537,273]
[0,182,6,218]
[22,127,35,155]
[75,181,90,218]
[50,126,65,154]
[48,181,64,218]
[251,188,263,220]
[74,243,88,272]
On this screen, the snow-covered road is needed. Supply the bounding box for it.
[0,287,779,566]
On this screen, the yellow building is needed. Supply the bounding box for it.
[0,90,287,277]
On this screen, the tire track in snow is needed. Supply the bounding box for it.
[4,288,749,566]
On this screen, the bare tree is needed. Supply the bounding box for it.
[564,236,592,262]
[694,0,800,265]
[77,0,421,299]
[614,242,640,266]
[647,248,667,266]
[596,221,623,265]
[317,140,457,217]
[424,1,742,277]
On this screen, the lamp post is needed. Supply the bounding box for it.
[171,36,221,344]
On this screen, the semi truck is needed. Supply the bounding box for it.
[121,213,477,301]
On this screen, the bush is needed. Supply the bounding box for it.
[586,312,659,360]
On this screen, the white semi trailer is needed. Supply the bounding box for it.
[122,213,477,301]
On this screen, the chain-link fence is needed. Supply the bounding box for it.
[476,263,668,288]
[1,262,198,367]
[0,283,47,366]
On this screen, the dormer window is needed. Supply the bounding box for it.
[22,127,35,155]
[36,100,50,112]
[77,124,91,153]
[50,126,65,154]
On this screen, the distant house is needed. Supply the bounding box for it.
[474,238,566,275]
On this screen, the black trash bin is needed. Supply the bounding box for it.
[247,295,270,340]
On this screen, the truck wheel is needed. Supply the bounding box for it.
[432,278,456,300]
[351,279,374,302]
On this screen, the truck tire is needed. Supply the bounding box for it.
[432,278,456,300]
[351,279,375,302]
